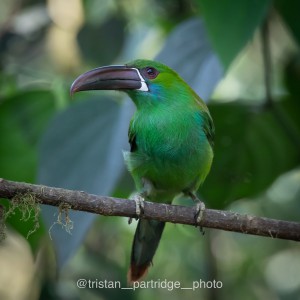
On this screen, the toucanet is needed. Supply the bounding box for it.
[71,59,214,282]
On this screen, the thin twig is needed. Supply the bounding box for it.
[0,178,299,242]
[261,16,273,108]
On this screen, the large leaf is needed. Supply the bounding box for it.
[0,90,56,249]
[156,17,223,101]
[202,99,300,209]
[38,96,134,266]
[196,0,271,69]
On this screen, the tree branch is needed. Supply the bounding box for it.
[0,178,299,241]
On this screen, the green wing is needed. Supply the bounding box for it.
[202,111,215,148]
[128,120,137,153]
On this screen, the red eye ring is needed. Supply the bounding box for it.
[142,66,159,79]
[147,67,155,76]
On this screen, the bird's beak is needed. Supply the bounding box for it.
[70,65,148,96]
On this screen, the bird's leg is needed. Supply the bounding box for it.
[128,178,153,224]
[128,192,146,224]
[188,192,205,235]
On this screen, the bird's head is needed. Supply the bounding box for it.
[70,59,192,108]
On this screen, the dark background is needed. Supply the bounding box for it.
[0,0,300,299]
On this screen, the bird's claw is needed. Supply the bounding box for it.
[128,193,145,224]
[134,194,145,216]
[194,200,205,235]
[188,192,205,234]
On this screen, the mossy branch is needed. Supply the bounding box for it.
[0,178,300,242]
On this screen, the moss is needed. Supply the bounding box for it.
[5,193,41,238]
[3,193,74,240]
[48,202,74,239]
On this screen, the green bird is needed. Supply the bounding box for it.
[70,59,214,282]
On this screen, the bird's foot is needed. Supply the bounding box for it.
[128,193,145,224]
[188,192,206,235]
[195,201,205,235]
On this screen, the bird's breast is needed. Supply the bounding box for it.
[130,112,212,191]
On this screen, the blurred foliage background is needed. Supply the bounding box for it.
[0,0,300,299]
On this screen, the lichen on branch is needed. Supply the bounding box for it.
[4,192,41,238]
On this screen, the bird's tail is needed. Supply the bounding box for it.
[128,219,165,283]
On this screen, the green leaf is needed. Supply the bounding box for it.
[275,0,300,45]
[0,90,56,181]
[38,96,134,266]
[202,99,300,209]
[196,0,271,68]
[0,89,56,249]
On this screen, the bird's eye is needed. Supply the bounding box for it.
[142,67,159,79]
